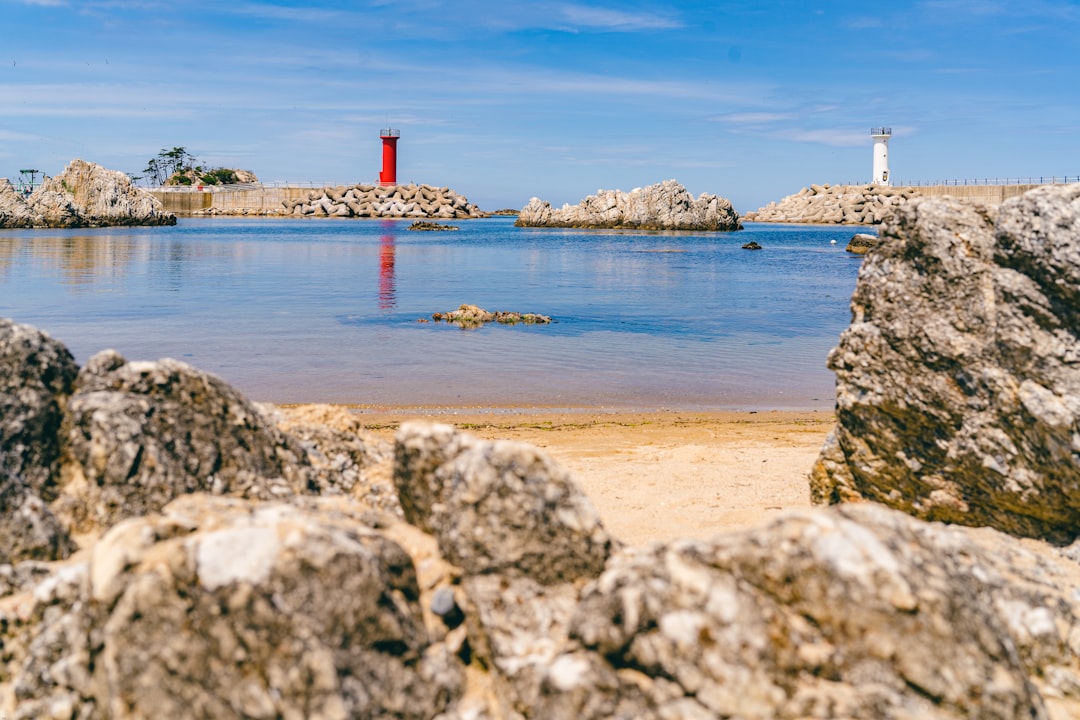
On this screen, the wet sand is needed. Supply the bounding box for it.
[287,405,835,546]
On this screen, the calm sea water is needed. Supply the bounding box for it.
[0,217,867,410]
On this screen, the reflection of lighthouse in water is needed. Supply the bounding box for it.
[379,232,396,309]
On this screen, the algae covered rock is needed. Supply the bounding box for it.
[812,184,1080,544]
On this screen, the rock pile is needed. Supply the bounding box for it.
[5,309,1080,717]
[0,159,176,228]
[743,183,918,225]
[282,183,487,219]
[515,179,742,231]
[812,184,1080,545]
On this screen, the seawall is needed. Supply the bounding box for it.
[908,184,1045,203]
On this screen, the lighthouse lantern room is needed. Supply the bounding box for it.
[871,127,891,186]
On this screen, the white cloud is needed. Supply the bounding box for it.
[555,3,683,32]
[712,112,793,125]
[781,128,868,147]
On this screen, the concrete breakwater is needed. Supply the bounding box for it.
[744,182,1058,225]
[743,184,917,225]
[152,183,487,219]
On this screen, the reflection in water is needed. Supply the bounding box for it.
[379,233,396,309]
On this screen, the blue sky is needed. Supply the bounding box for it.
[1,0,1077,212]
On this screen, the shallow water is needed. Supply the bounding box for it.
[0,217,867,410]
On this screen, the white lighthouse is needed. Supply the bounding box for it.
[871,127,892,185]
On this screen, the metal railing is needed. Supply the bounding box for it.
[870,127,892,135]
[151,181,360,192]
[828,176,1079,188]
[891,176,1080,187]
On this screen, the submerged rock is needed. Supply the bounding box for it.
[431,303,552,328]
[516,179,742,231]
[407,221,459,231]
[813,184,1080,544]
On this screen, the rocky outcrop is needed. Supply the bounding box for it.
[8,295,1080,716]
[812,184,1080,544]
[515,180,742,231]
[429,303,553,328]
[281,183,486,219]
[743,183,918,225]
[0,159,176,228]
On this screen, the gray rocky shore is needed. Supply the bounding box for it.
[3,184,1080,717]
[743,183,918,225]
[0,159,175,228]
[516,179,742,231]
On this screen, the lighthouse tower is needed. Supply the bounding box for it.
[379,128,400,186]
[871,127,891,185]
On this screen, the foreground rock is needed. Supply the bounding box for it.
[743,183,917,225]
[6,302,1080,716]
[281,183,486,219]
[0,159,176,228]
[516,179,742,231]
[812,184,1080,544]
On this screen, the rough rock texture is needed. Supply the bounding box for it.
[280,183,486,219]
[0,179,37,228]
[394,422,615,585]
[2,495,464,720]
[0,159,176,228]
[743,183,917,225]
[0,319,78,563]
[515,180,742,231]
[812,184,1080,543]
[539,503,1080,719]
[9,305,1080,716]
[56,350,315,535]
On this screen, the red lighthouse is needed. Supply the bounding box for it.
[379,128,400,186]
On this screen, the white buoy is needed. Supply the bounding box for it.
[871,127,892,186]
[830,239,837,244]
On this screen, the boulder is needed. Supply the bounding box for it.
[515,180,742,231]
[10,307,1080,717]
[812,184,1080,543]
[394,422,616,585]
[845,232,879,254]
[538,503,1076,719]
[2,495,464,719]
[0,319,78,563]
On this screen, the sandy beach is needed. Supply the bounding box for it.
[296,406,836,547]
